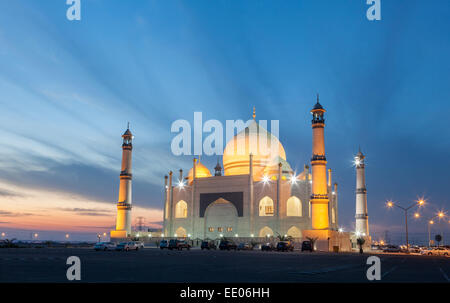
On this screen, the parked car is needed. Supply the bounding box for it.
[168,239,191,250]
[383,245,401,253]
[176,240,191,250]
[159,240,169,249]
[237,242,253,251]
[94,242,116,251]
[277,241,294,252]
[115,241,139,251]
[301,241,313,252]
[408,246,421,253]
[219,240,237,250]
[261,242,275,251]
[168,239,178,250]
[421,247,449,256]
[201,241,217,250]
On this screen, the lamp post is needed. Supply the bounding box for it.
[428,219,435,247]
[387,199,425,252]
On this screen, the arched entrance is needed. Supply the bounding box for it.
[259,226,274,238]
[175,226,187,238]
[286,226,302,238]
[204,198,238,238]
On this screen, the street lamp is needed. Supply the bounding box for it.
[427,211,447,247]
[386,199,425,251]
[428,219,435,247]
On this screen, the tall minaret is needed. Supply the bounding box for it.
[310,95,329,230]
[355,148,369,235]
[114,125,133,237]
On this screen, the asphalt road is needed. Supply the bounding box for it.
[0,247,448,283]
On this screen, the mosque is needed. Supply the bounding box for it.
[111,97,371,252]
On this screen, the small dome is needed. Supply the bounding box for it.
[123,129,132,137]
[187,161,212,183]
[312,102,323,110]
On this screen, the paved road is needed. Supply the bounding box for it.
[0,248,448,283]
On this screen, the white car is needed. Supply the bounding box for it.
[115,241,141,251]
[94,242,116,251]
[420,247,449,256]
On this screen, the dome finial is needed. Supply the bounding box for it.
[252,106,256,120]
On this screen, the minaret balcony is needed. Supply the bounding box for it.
[356,188,367,194]
[311,155,327,161]
[117,202,132,210]
[355,214,368,219]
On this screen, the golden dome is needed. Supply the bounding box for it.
[187,160,212,183]
[223,120,288,179]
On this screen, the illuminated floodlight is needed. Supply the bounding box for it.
[289,175,297,184]
[262,175,270,184]
[178,180,185,188]
[338,228,344,233]
[414,213,420,218]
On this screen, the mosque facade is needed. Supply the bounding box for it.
[163,99,340,240]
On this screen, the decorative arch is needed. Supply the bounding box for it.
[286,196,302,217]
[204,198,238,238]
[175,200,188,218]
[286,226,302,238]
[259,196,274,216]
[259,226,274,237]
[332,208,336,224]
[175,226,187,238]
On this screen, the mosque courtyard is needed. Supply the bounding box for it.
[0,247,448,283]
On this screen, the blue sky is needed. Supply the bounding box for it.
[0,0,449,242]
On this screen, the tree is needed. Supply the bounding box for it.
[306,237,318,252]
[357,237,366,254]
[0,238,18,248]
[276,233,293,242]
[435,234,442,247]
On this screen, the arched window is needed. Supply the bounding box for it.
[259,226,274,237]
[259,196,274,216]
[286,226,302,238]
[332,208,336,224]
[175,200,188,218]
[286,196,302,217]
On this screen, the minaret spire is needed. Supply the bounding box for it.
[252,106,256,120]
[355,148,369,236]
[111,126,134,239]
[310,95,329,230]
